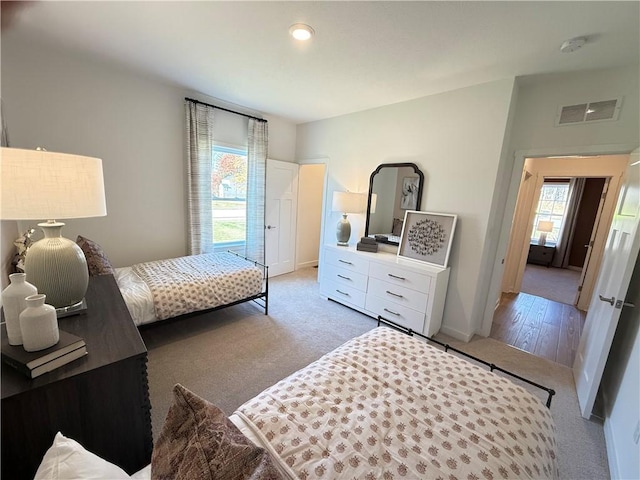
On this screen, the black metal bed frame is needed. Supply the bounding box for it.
[226,250,269,315]
[377,316,556,408]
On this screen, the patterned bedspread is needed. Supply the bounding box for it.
[131,252,263,320]
[235,327,558,480]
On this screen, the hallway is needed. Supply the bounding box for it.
[490,291,586,368]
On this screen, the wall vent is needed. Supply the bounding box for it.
[555,98,622,126]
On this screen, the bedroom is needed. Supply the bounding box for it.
[1,1,639,479]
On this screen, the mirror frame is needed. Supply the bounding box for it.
[364,162,424,245]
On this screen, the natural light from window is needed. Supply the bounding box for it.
[531,181,570,244]
[212,145,247,246]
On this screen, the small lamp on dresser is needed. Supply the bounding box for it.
[537,220,554,246]
[332,191,365,247]
[0,147,107,317]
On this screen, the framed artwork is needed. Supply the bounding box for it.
[400,176,419,210]
[398,211,457,267]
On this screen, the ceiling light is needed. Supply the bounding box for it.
[289,23,314,41]
[560,36,587,53]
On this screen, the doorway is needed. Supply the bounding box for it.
[521,176,606,306]
[492,154,629,366]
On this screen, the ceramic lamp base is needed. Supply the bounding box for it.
[336,214,351,246]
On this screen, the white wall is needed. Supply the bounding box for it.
[1,38,297,268]
[296,78,517,340]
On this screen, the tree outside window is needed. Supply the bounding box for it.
[212,146,247,246]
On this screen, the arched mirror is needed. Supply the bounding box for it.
[364,163,424,245]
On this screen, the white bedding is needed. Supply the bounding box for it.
[234,327,559,479]
[114,252,264,326]
[114,267,157,326]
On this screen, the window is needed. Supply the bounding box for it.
[531,180,570,244]
[211,145,247,247]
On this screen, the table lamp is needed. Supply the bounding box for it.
[537,220,554,246]
[1,147,107,316]
[332,191,364,246]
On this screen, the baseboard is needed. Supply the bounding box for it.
[438,325,474,342]
[296,260,318,269]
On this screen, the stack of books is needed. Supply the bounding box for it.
[357,236,378,252]
[1,327,87,379]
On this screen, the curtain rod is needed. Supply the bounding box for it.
[184,97,267,123]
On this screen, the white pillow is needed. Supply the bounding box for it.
[34,432,131,480]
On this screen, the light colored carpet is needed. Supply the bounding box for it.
[141,267,609,480]
[521,264,581,305]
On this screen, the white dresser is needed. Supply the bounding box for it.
[319,245,450,336]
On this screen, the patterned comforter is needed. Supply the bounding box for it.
[235,327,558,480]
[131,252,264,320]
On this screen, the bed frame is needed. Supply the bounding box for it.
[377,315,556,407]
[224,250,269,315]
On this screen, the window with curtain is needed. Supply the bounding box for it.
[531,180,570,244]
[186,99,267,261]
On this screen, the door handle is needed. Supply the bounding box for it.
[615,299,636,309]
[266,225,277,230]
[598,294,615,306]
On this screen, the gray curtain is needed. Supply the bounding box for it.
[552,177,585,268]
[185,100,215,255]
[246,118,267,262]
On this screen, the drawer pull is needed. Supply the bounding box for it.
[386,290,404,298]
[388,273,406,281]
[338,259,354,265]
[337,274,352,281]
[336,289,350,296]
[383,308,400,316]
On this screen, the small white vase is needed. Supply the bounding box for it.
[1,273,38,345]
[20,294,60,352]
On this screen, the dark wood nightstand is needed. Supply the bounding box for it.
[1,274,152,479]
[527,243,556,267]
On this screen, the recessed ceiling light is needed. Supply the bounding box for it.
[289,23,314,41]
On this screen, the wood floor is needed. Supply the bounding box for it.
[490,291,586,368]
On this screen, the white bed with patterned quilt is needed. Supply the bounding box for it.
[114,251,267,326]
[34,327,558,480]
[229,326,559,479]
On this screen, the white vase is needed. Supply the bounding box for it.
[20,294,60,352]
[1,273,38,345]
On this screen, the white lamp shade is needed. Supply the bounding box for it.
[332,191,365,214]
[1,147,107,220]
[537,220,554,233]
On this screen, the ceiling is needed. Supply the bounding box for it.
[2,1,639,124]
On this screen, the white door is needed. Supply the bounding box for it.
[265,159,299,277]
[573,150,640,418]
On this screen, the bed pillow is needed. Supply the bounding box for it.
[76,235,115,276]
[151,384,283,480]
[34,432,131,480]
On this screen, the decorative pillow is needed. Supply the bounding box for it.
[392,218,403,236]
[76,235,115,276]
[151,384,283,480]
[34,432,131,479]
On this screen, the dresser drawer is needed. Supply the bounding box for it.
[368,261,431,294]
[365,295,425,332]
[368,277,428,312]
[325,248,369,274]
[324,282,367,309]
[322,264,368,292]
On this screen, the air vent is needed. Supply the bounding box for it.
[555,98,622,126]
